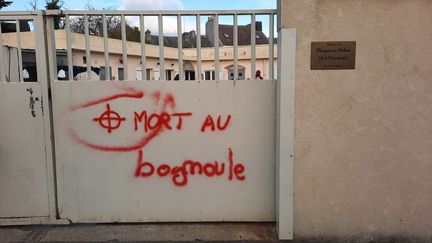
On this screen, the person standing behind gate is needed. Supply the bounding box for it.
[255,70,263,79]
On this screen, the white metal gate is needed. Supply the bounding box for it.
[0,9,293,239]
[0,12,56,223]
[44,9,278,223]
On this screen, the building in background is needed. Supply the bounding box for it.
[0,18,277,81]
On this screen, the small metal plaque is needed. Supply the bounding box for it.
[311,41,356,70]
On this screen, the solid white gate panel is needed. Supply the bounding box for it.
[0,83,50,217]
[52,80,276,222]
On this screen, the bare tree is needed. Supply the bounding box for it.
[27,0,38,10]
[69,14,122,37]
[68,3,141,42]
[0,0,12,9]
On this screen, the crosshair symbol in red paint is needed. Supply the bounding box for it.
[93,104,126,133]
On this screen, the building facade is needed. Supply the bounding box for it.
[1,19,277,81]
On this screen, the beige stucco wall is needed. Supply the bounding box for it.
[280,0,432,238]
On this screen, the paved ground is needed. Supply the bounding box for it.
[0,222,281,242]
[3,223,425,242]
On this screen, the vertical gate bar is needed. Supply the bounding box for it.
[158,14,165,80]
[251,13,256,79]
[84,14,91,80]
[213,14,219,80]
[196,14,201,80]
[177,14,183,80]
[102,14,110,81]
[121,14,128,80]
[46,16,58,82]
[16,20,24,82]
[35,14,48,83]
[233,13,238,80]
[140,14,146,80]
[65,14,73,81]
[269,13,274,80]
[35,13,59,220]
[0,20,4,82]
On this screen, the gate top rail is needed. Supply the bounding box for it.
[0,11,42,16]
[44,9,277,16]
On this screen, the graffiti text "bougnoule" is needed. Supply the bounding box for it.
[134,147,246,187]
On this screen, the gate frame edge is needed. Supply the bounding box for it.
[36,12,61,223]
[0,12,64,225]
[276,28,296,240]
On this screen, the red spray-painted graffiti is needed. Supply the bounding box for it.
[93,104,126,133]
[135,148,245,187]
[68,90,176,152]
[200,114,232,132]
[70,89,144,111]
[133,111,193,132]
[67,87,244,187]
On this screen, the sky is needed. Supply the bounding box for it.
[1,0,276,36]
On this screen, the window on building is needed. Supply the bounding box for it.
[118,67,124,81]
[228,68,245,80]
[99,66,112,80]
[153,70,160,80]
[185,71,195,80]
[147,69,151,80]
[204,70,216,80]
[82,56,87,64]
[136,68,152,80]
[165,70,172,80]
